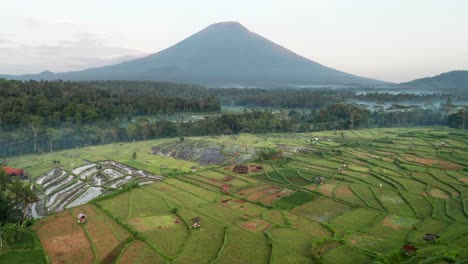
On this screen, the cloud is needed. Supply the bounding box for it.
[0,31,148,74]
[23,16,89,29]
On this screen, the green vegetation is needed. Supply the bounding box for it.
[274,190,315,209]
[2,127,468,263]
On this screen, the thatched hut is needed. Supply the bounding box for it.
[77,213,87,224]
[191,217,201,228]
[423,233,439,242]
[314,176,325,184]
[232,165,248,174]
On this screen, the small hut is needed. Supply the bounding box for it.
[403,245,417,256]
[191,217,201,228]
[314,176,325,185]
[423,233,439,242]
[232,165,248,174]
[249,165,263,173]
[190,166,197,172]
[77,213,87,224]
[222,184,230,193]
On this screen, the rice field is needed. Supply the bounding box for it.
[4,127,466,263]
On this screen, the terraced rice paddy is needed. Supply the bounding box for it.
[30,160,164,216]
[5,127,466,263]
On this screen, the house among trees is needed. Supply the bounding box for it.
[3,166,24,177]
[3,166,26,180]
[232,165,248,174]
[77,213,87,224]
[423,233,439,242]
[191,217,201,228]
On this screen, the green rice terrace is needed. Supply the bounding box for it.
[1,127,468,263]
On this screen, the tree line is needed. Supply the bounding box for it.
[1,102,462,156]
[0,79,220,130]
[0,79,466,156]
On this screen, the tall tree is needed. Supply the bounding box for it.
[19,187,38,219]
[26,115,43,153]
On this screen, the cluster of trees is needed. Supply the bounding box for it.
[0,169,38,246]
[0,79,220,130]
[448,106,468,129]
[84,81,454,109]
[0,102,458,156]
[0,79,466,156]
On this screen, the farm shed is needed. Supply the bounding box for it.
[232,165,248,174]
[191,217,201,228]
[222,184,230,193]
[314,176,325,184]
[423,233,439,242]
[77,213,87,224]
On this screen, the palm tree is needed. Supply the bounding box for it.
[7,178,24,207]
[20,187,39,219]
[0,169,9,191]
[6,179,38,220]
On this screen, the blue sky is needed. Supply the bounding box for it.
[1,0,467,82]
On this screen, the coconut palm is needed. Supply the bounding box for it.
[7,179,38,220]
[0,169,8,191]
[20,187,39,219]
[7,178,24,207]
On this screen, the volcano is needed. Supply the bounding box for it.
[1,21,388,87]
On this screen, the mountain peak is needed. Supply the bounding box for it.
[1,22,387,86]
[203,21,250,34]
[208,21,245,28]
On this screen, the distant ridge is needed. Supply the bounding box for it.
[400,70,468,95]
[1,21,389,87]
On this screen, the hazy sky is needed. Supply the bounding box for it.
[1,0,467,82]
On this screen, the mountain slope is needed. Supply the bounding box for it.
[400,70,468,95]
[1,21,388,87]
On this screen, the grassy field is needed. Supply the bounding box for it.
[2,127,468,263]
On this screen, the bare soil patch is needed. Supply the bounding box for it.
[71,205,123,263]
[247,186,281,201]
[318,184,335,197]
[241,219,271,232]
[335,185,353,198]
[260,189,294,205]
[236,185,270,196]
[404,155,463,170]
[428,189,450,199]
[118,241,145,263]
[383,216,402,230]
[222,175,235,182]
[36,211,94,264]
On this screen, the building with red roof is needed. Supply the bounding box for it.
[2,166,24,177]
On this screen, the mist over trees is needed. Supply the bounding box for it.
[0,79,465,156]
